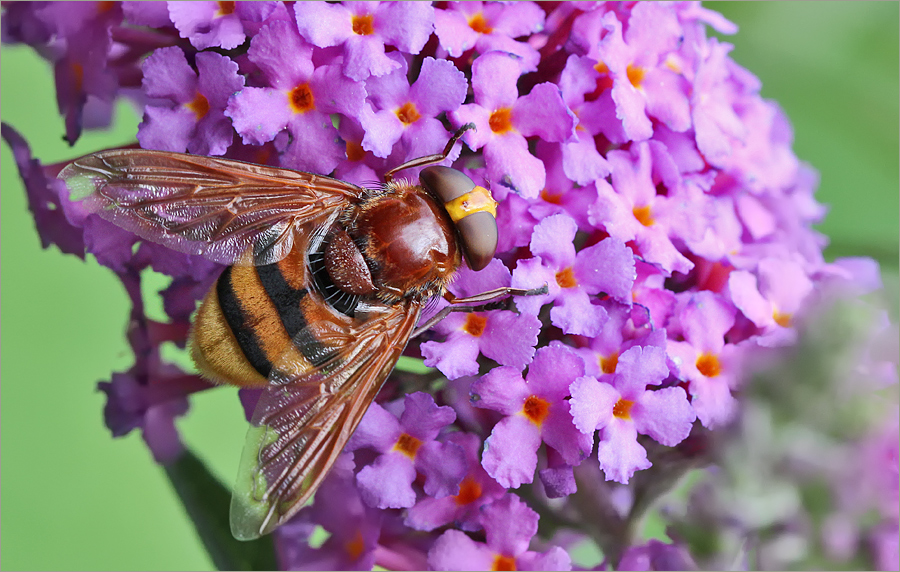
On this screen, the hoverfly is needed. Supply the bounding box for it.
[59,124,545,540]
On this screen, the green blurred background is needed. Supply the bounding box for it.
[1,3,897,570]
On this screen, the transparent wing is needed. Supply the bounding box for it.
[58,150,364,265]
[229,299,423,540]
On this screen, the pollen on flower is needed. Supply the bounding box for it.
[216,1,235,16]
[696,352,722,378]
[522,395,550,426]
[468,13,493,34]
[492,554,517,571]
[395,101,421,125]
[626,64,645,89]
[664,55,682,74]
[540,188,563,205]
[464,314,488,337]
[393,433,422,458]
[352,14,375,35]
[633,205,655,227]
[489,108,513,134]
[555,267,577,288]
[773,310,792,327]
[289,83,315,114]
[186,92,210,120]
[454,476,483,505]
[345,529,365,560]
[600,352,619,374]
[346,140,365,162]
[613,398,634,419]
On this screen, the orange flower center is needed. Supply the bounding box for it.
[492,555,517,571]
[352,14,375,35]
[522,395,550,426]
[395,101,421,125]
[600,352,619,375]
[345,530,365,560]
[464,314,488,337]
[633,205,655,227]
[555,267,577,289]
[216,1,235,16]
[186,92,210,120]
[469,13,493,34]
[289,83,315,114]
[696,352,721,378]
[489,108,513,134]
[773,310,792,327]
[613,398,634,419]
[454,476,483,505]
[626,63,645,88]
[540,188,563,205]
[393,433,422,458]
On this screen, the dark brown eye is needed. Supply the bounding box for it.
[420,166,499,271]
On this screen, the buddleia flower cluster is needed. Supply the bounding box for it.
[4,1,896,570]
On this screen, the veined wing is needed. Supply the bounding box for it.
[58,150,364,265]
[230,298,423,540]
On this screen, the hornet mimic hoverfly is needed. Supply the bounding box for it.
[59,124,546,540]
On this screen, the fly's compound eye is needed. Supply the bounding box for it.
[420,166,498,271]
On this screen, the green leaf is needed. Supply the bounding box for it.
[164,450,277,571]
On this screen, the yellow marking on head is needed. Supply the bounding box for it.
[444,186,497,223]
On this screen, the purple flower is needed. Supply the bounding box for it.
[294,1,434,81]
[427,494,571,571]
[668,292,741,428]
[570,345,696,483]
[450,51,576,198]
[589,141,696,275]
[421,259,541,380]
[618,539,699,571]
[512,213,636,337]
[471,343,592,488]
[1,123,85,257]
[277,457,383,571]
[349,392,465,509]
[138,47,244,156]
[169,1,276,50]
[358,54,467,162]
[551,55,613,186]
[225,19,366,173]
[99,363,210,464]
[529,143,602,230]
[434,2,545,72]
[405,432,506,532]
[593,3,691,143]
[34,1,124,144]
[728,257,815,346]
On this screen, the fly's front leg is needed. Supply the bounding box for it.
[383,123,476,183]
[412,283,548,338]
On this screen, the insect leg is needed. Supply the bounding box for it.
[445,284,549,305]
[383,123,476,183]
[411,283,548,338]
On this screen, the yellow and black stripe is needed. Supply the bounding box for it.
[190,248,339,388]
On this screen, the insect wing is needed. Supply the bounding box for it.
[230,299,422,540]
[58,150,363,266]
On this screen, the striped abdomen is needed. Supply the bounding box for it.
[189,246,337,387]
